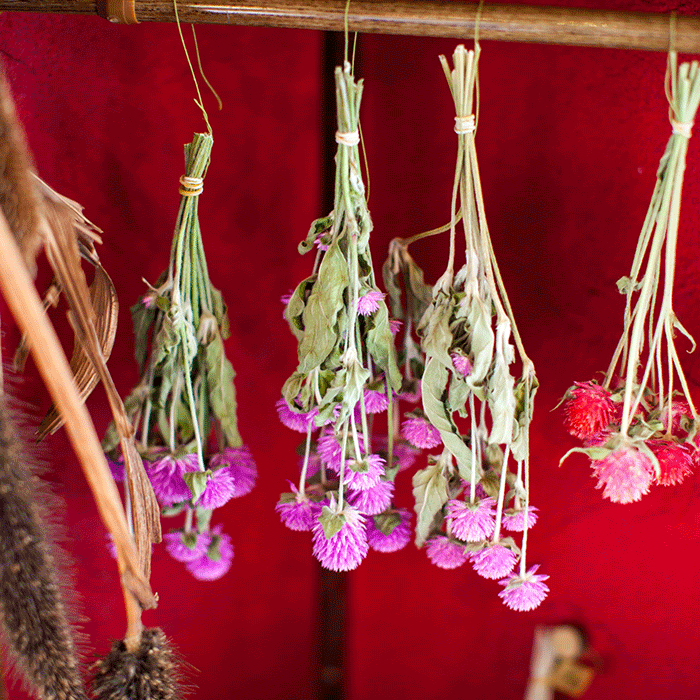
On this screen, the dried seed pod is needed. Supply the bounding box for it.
[91,628,184,700]
[0,396,87,700]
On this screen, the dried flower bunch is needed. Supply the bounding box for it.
[385,44,547,611]
[561,53,700,504]
[276,62,409,571]
[105,132,256,581]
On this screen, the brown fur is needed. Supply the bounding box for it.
[0,70,43,273]
[0,396,87,699]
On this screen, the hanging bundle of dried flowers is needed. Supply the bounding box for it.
[561,53,700,504]
[105,132,255,581]
[276,62,407,570]
[385,44,547,611]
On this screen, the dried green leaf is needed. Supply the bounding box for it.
[205,331,241,447]
[184,470,209,503]
[319,505,345,539]
[465,296,495,397]
[365,301,402,392]
[131,297,157,373]
[298,240,349,373]
[412,456,449,547]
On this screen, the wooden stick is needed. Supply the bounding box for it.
[0,208,155,615]
[0,0,698,52]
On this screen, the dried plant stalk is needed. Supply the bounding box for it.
[0,208,155,622]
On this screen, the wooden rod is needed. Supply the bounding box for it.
[0,0,699,51]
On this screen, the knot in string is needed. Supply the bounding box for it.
[179,175,204,197]
[454,115,476,135]
[335,130,360,146]
[671,117,693,138]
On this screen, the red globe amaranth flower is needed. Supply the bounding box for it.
[591,447,654,503]
[648,439,694,486]
[562,381,616,440]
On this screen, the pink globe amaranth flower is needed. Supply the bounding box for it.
[402,416,441,449]
[591,446,654,504]
[363,389,389,414]
[451,352,473,378]
[275,489,318,532]
[347,480,394,515]
[425,537,469,569]
[445,497,496,542]
[164,530,209,563]
[146,453,199,507]
[357,290,385,316]
[209,446,257,498]
[311,505,368,571]
[366,509,412,553]
[499,565,550,611]
[344,454,386,491]
[317,430,344,473]
[502,506,539,532]
[276,398,318,433]
[196,466,237,509]
[389,318,403,336]
[562,381,616,440]
[648,439,694,486]
[185,526,234,581]
[471,543,517,580]
[106,455,125,482]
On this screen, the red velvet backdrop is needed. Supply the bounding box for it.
[1,2,700,698]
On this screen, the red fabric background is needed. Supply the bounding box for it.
[0,2,699,698]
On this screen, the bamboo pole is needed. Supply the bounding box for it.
[0,0,698,51]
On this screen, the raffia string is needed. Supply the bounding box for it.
[178,175,204,197]
[335,130,360,146]
[671,117,693,137]
[454,114,476,134]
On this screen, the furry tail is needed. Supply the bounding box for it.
[91,628,184,700]
[0,397,87,699]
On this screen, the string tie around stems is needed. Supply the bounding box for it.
[335,130,360,146]
[454,114,476,134]
[178,175,204,197]
[671,117,693,138]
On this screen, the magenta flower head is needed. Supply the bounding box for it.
[499,565,550,611]
[357,290,385,316]
[344,454,386,491]
[648,439,694,487]
[276,485,318,532]
[425,536,469,570]
[363,389,389,414]
[502,506,539,532]
[471,543,517,580]
[445,497,496,542]
[317,430,343,473]
[146,453,199,507]
[311,500,368,571]
[402,415,441,449]
[196,467,237,509]
[591,446,654,504]
[366,509,412,553]
[562,381,617,440]
[164,529,209,563]
[389,318,403,336]
[660,399,694,434]
[347,480,394,515]
[185,526,234,581]
[209,446,257,498]
[276,398,318,433]
[451,352,473,378]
